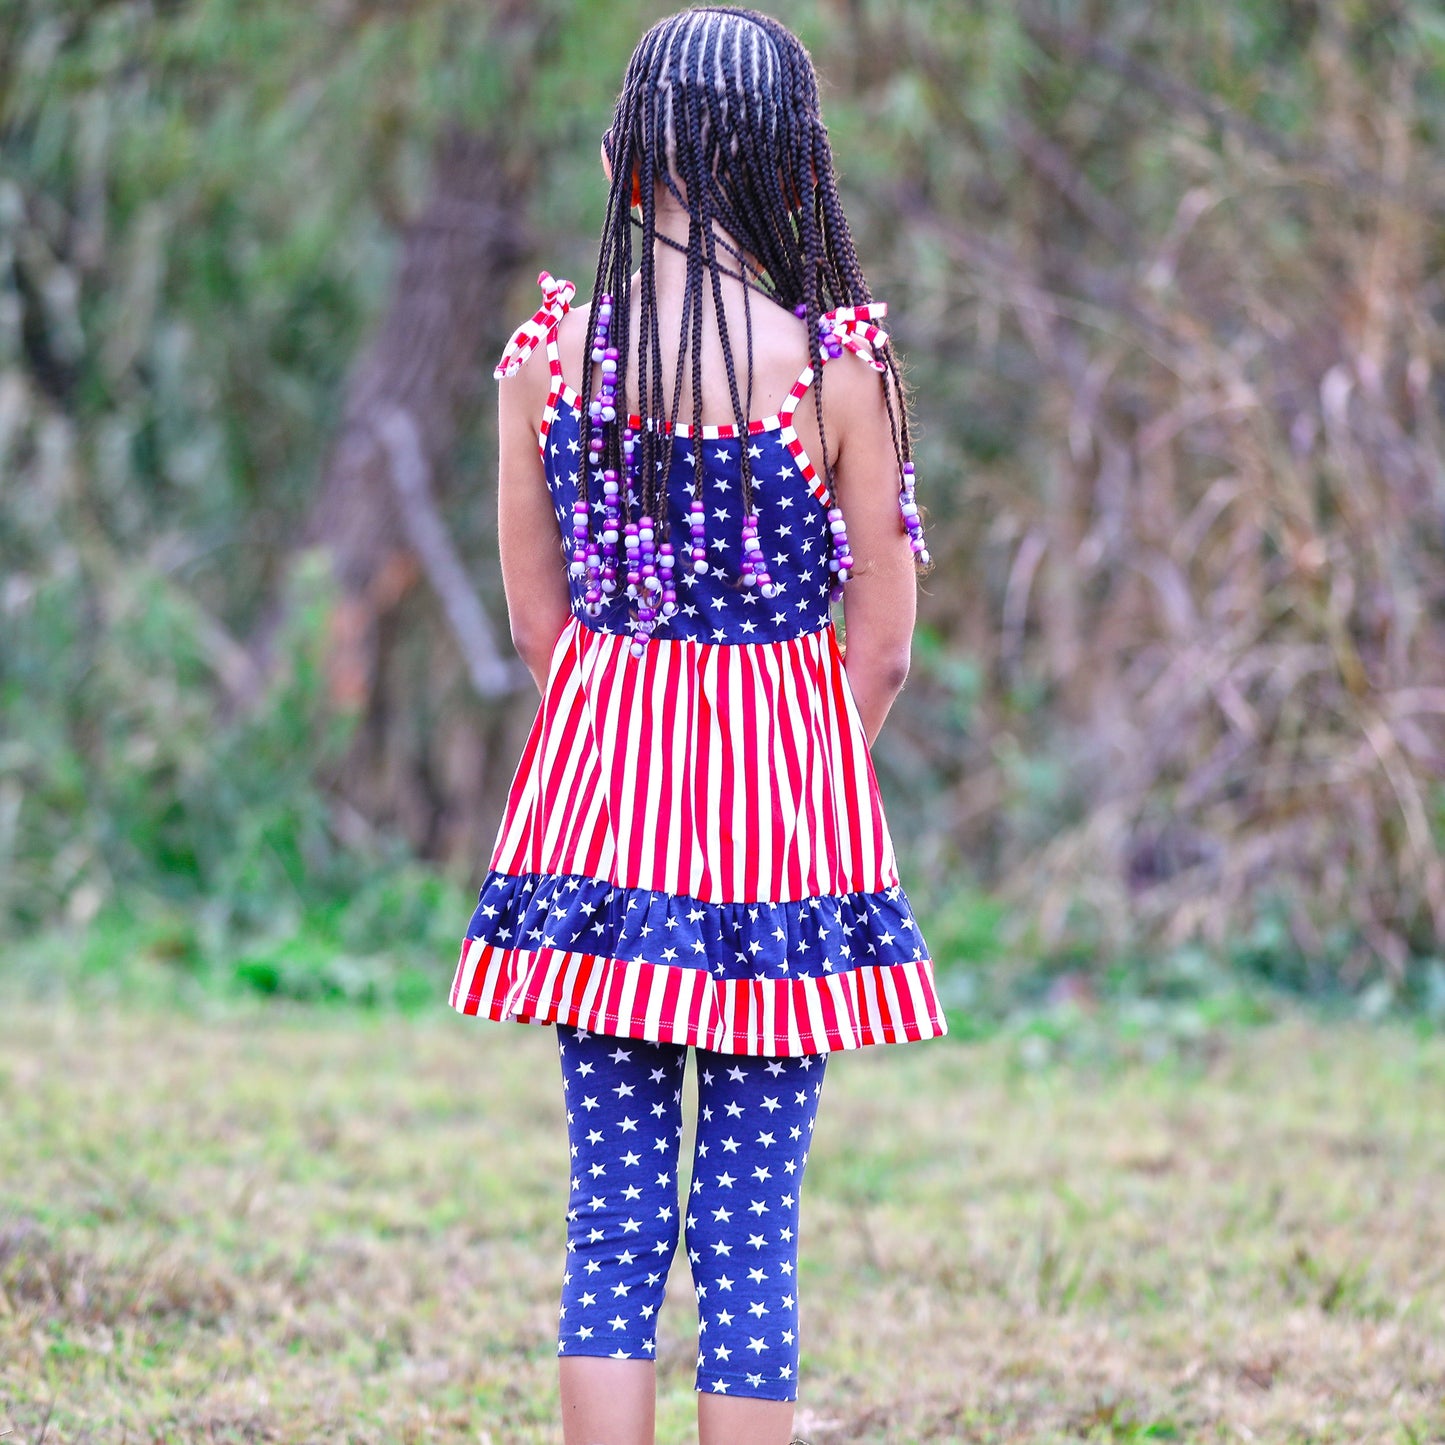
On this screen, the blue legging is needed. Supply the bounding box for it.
[555,1024,827,1401]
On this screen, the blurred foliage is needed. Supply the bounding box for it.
[2,0,1443,1011]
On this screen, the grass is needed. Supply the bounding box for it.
[1,999,1443,1443]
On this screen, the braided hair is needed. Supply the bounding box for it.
[576,6,913,536]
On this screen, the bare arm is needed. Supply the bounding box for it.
[497,343,573,694]
[828,356,917,746]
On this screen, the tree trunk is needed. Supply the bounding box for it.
[298,121,534,858]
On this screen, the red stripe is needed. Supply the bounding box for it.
[775,984,794,1054]
[694,644,716,899]
[739,645,762,900]
[686,972,708,1045]
[624,642,661,883]
[815,974,843,1051]
[773,641,806,899]
[782,638,814,896]
[755,642,787,900]
[595,960,623,1034]
[716,644,736,898]
[874,968,899,1042]
[576,639,615,877]
[827,651,867,891]
[656,964,682,1042]
[607,644,642,877]
[675,642,698,896]
[732,978,752,1051]
[537,659,589,875]
[557,744,601,874]
[544,647,594,872]
[803,640,834,895]
[853,966,876,1042]
[489,705,545,872]
[648,643,677,892]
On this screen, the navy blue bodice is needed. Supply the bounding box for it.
[541,399,833,646]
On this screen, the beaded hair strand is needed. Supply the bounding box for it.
[573,7,927,647]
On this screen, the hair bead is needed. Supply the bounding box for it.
[899,460,930,567]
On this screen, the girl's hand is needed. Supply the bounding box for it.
[497,340,573,694]
[828,354,917,746]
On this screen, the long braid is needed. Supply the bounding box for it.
[578,7,923,622]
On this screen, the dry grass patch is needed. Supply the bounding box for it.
[1,1003,1442,1443]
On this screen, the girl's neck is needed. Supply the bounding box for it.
[645,192,764,299]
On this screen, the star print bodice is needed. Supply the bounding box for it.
[542,400,833,645]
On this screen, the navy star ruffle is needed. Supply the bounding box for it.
[465,870,926,980]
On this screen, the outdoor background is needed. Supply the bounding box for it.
[3,1,1445,1441]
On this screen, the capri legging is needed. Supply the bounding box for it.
[555,1024,826,1401]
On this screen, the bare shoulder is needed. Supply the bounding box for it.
[498,297,591,426]
[551,301,595,384]
[821,346,894,462]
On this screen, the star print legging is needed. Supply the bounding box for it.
[555,1024,826,1401]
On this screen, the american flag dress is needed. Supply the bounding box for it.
[449,274,948,1056]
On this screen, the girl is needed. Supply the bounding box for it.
[450,10,946,1443]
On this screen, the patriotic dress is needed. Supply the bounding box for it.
[449,274,948,1056]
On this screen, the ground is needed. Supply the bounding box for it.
[2,1002,1443,1443]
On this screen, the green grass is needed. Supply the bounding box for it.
[2,1001,1444,1443]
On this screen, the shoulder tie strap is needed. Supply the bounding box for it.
[818,301,890,372]
[494,271,577,380]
